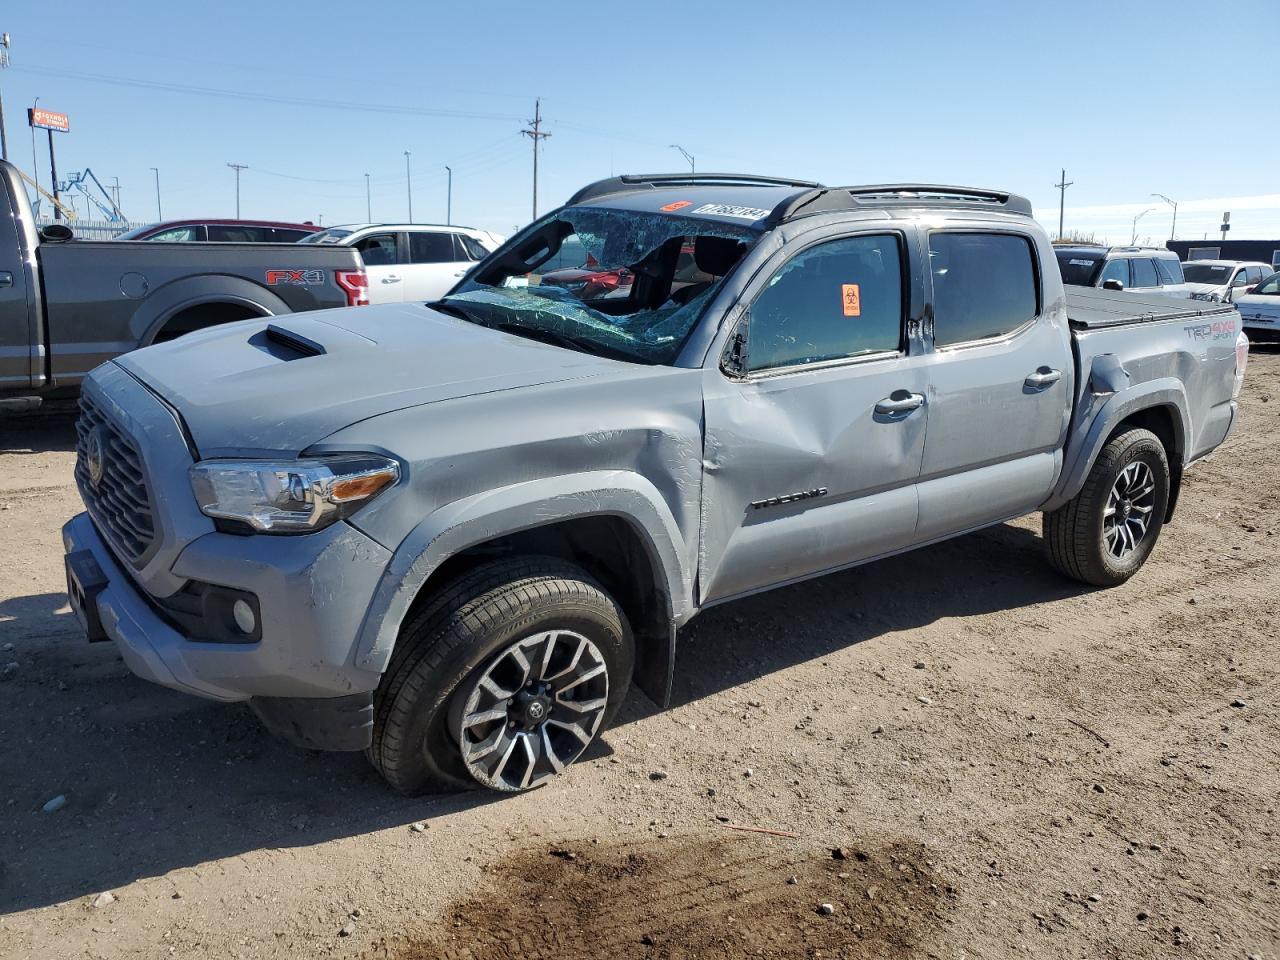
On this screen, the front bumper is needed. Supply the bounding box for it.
[62,512,393,704]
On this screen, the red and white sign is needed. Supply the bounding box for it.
[28,108,70,132]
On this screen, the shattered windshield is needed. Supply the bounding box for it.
[444,207,757,364]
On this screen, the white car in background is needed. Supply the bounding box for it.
[1234,271,1280,343]
[299,224,504,303]
[1180,259,1273,303]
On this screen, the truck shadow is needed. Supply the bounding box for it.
[0,519,1086,915]
[0,410,78,455]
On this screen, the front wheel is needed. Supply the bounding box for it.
[1044,427,1170,587]
[367,557,634,795]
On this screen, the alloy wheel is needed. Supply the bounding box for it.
[453,630,609,791]
[1103,461,1157,560]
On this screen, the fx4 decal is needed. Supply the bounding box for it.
[266,269,325,286]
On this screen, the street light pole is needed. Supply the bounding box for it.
[227,162,247,217]
[29,95,39,213]
[445,165,452,225]
[150,167,161,220]
[1131,207,1153,245]
[404,151,413,222]
[364,172,371,222]
[670,144,695,173]
[0,33,12,163]
[1151,192,1177,241]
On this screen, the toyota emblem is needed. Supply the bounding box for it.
[528,702,545,720]
[84,427,107,488]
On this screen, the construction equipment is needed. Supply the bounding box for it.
[57,168,123,221]
[13,163,75,220]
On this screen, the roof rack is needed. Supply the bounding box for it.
[775,183,1034,222]
[566,172,822,206]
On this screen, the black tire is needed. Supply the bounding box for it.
[1044,427,1170,587]
[367,557,634,795]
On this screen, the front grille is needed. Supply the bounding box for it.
[75,394,156,566]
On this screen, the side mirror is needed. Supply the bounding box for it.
[1102,278,1125,291]
[39,223,74,243]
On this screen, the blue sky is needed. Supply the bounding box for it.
[2,0,1277,242]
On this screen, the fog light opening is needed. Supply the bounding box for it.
[232,598,257,636]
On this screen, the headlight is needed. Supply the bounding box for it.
[190,455,400,533]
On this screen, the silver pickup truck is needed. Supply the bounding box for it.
[62,174,1248,794]
[0,160,367,411]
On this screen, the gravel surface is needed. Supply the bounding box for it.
[0,352,1277,959]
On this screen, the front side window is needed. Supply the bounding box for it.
[356,233,398,266]
[1254,273,1280,295]
[1130,258,1159,287]
[145,226,199,242]
[1100,258,1130,287]
[930,233,1037,346]
[409,232,456,264]
[446,208,756,364]
[457,234,492,261]
[745,235,903,372]
[1155,258,1184,285]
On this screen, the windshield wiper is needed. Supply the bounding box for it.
[491,321,598,354]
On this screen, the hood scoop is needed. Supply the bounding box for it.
[256,323,327,360]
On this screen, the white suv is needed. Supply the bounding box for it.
[1180,259,1273,303]
[300,224,503,303]
[1054,245,1189,297]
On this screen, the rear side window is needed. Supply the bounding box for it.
[269,228,315,242]
[1155,258,1184,284]
[146,226,200,242]
[208,225,267,242]
[930,233,1037,346]
[356,233,398,266]
[1130,258,1159,287]
[409,232,456,264]
[747,234,903,371]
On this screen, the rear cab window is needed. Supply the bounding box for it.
[1054,252,1102,286]
[929,232,1038,346]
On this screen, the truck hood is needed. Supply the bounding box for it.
[115,304,624,457]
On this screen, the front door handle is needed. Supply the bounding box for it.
[381,274,402,284]
[875,391,925,416]
[0,271,12,288]
[1025,367,1062,389]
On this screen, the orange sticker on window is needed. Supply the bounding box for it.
[660,200,692,213]
[841,283,861,317]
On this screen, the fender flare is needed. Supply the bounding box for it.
[1049,378,1191,508]
[352,470,694,677]
[129,275,290,345]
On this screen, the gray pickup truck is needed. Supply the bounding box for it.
[0,160,367,411]
[62,174,1248,795]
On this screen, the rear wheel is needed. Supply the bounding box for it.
[1044,427,1170,587]
[367,557,633,795]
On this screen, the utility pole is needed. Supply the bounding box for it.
[521,98,551,220]
[364,172,371,222]
[227,162,247,217]
[1151,193,1177,241]
[0,33,11,163]
[404,151,413,222]
[1053,168,1073,241]
[150,166,161,220]
[670,144,695,173]
[445,165,452,225]
[29,96,39,214]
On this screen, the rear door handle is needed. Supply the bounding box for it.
[1025,367,1062,389]
[382,274,402,284]
[875,391,925,416]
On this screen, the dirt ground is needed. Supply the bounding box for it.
[1,353,1277,960]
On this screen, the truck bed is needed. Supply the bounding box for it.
[1065,285,1236,329]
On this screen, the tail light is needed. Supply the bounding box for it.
[1233,331,1249,399]
[336,269,369,307]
